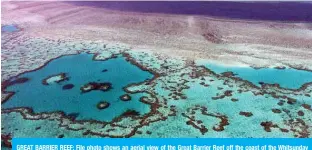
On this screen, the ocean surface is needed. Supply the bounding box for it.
[3,53,154,121]
[69,2,312,22]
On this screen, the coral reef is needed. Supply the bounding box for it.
[1,1,312,139]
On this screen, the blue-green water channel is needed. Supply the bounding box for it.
[197,61,312,89]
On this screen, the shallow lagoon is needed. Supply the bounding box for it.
[3,53,154,121]
[196,60,312,89]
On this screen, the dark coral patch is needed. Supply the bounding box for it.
[224,90,233,96]
[212,115,229,132]
[221,72,237,77]
[260,121,278,132]
[182,105,229,134]
[212,90,233,100]
[286,97,297,105]
[231,98,239,102]
[200,126,209,134]
[284,118,309,138]
[277,100,284,106]
[97,101,110,110]
[280,128,289,133]
[203,84,209,87]
[297,111,304,116]
[186,120,208,135]
[120,94,132,101]
[62,84,74,90]
[302,104,312,111]
[1,134,12,148]
[80,82,112,93]
[121,109,140,117]
[274,66,286,70]
[239,111,253,117]
[2,77,29,90]
[282,109,290,114]
[272,108,282,113]
[197,120,203,124]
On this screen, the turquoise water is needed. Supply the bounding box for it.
[3,53,154,121]
[197,62,312,89]
[2,25,19,32]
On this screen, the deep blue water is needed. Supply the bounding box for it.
[200,63,312,89]
[2,25,19,32]
[69,2,312,22]
[3,53,154,121]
